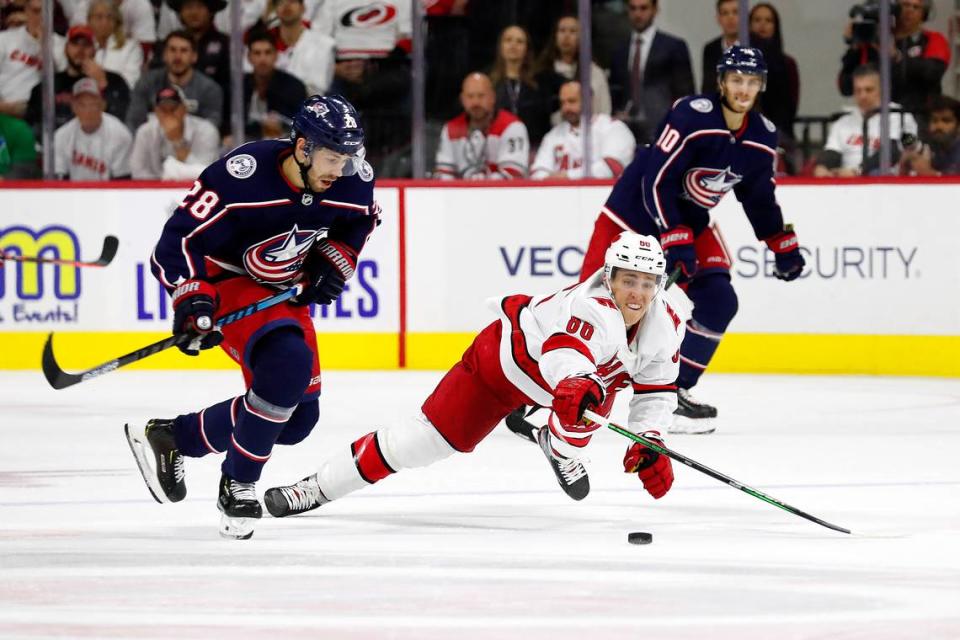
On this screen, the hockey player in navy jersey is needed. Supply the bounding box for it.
[125,94,380,539]
[578,46,805,434]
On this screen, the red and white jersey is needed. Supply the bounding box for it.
[824,104,918,171]
[531,114,635,180]
[493,270,684,433]
[54,113,133,180]
[434,109,529,180]
[311,0,412,59]
[0,27,66,102]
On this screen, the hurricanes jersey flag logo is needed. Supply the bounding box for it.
[243,225,322,284]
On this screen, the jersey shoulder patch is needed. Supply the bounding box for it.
[760,114,777,133]
[226,153,257,179]
[689,98,714,113]
[357,159,374,182]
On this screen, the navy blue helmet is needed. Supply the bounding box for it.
[291,94,365,160]
[716,45,767,91]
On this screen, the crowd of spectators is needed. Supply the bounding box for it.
[0,0,957,181]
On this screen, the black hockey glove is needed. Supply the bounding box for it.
[171,279,223,356]
[291,240,356,307]
[765,226,805,282]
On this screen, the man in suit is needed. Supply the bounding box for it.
[701,0,740,94]
[609,0,695,144]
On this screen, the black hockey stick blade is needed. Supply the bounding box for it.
[1,235,119,268]
[584,409,852,535]
[41,285,303,390]
[94,235,119,266]
[42,332,186,390]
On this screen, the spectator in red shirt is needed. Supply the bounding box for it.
[839,0,950,115]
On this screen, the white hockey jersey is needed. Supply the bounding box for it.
[434,109,530,180]
[311,0,411,59]
[531,114,635,180]
[824,104,918,171]
[493,270,685,433]
[54,113,133,180]
[0,27,66,102]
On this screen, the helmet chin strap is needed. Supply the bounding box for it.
[295,141,316,195]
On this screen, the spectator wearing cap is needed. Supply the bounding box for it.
[241,29,306,141]
[130,84,219,180]
[88,0,144,90]
[0,0,66,118]
[53,77,132,180]
[126,30,223,131]
[265,0,336,95]
[26,25,130,138]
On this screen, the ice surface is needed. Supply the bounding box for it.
[1,370,958,639]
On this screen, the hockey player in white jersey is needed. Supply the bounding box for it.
[531,80,635,180]
[264,232,682,516]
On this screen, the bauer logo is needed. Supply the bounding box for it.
[0,226,82,300]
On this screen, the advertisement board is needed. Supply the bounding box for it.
[0,185,400,369]
[2,181,957,375]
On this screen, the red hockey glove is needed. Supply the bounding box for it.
[552,374,605,427]
[660,225,698,282]
[291,240,356,307]
[623,430,674,499]
[171,279,223,356]
[765,226,805,282]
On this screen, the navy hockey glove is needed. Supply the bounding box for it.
[171,279,223,356]
[291,240,356,307]
[660,226,698,282]
[765,226,805,282]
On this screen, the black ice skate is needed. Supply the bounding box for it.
[537,426,590,501]
[218,473,262,540]
[505,406,538,443]
[264,474,328,518]
[124,419,186,503]
[670,388,718,435]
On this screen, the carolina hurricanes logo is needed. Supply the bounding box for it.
[340,2,397,27]
[243,225,321,284]
[682,166,742,208]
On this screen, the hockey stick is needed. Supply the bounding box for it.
[41,284,303,390]
[1,235,119,268]
[583,409,852,534]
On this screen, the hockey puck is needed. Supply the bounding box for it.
[627,531,653,545]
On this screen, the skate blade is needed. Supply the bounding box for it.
[219,514,256,540]
[668,416,717,435]
[124,424,169,504]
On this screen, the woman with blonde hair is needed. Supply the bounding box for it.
[489,24,563,147]
[538,14,611,121]
[89,0,143,90]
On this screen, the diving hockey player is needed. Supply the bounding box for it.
[263,232,680,517]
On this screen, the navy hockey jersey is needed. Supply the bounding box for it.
[151,139,379,291]
[602,94,785,242]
